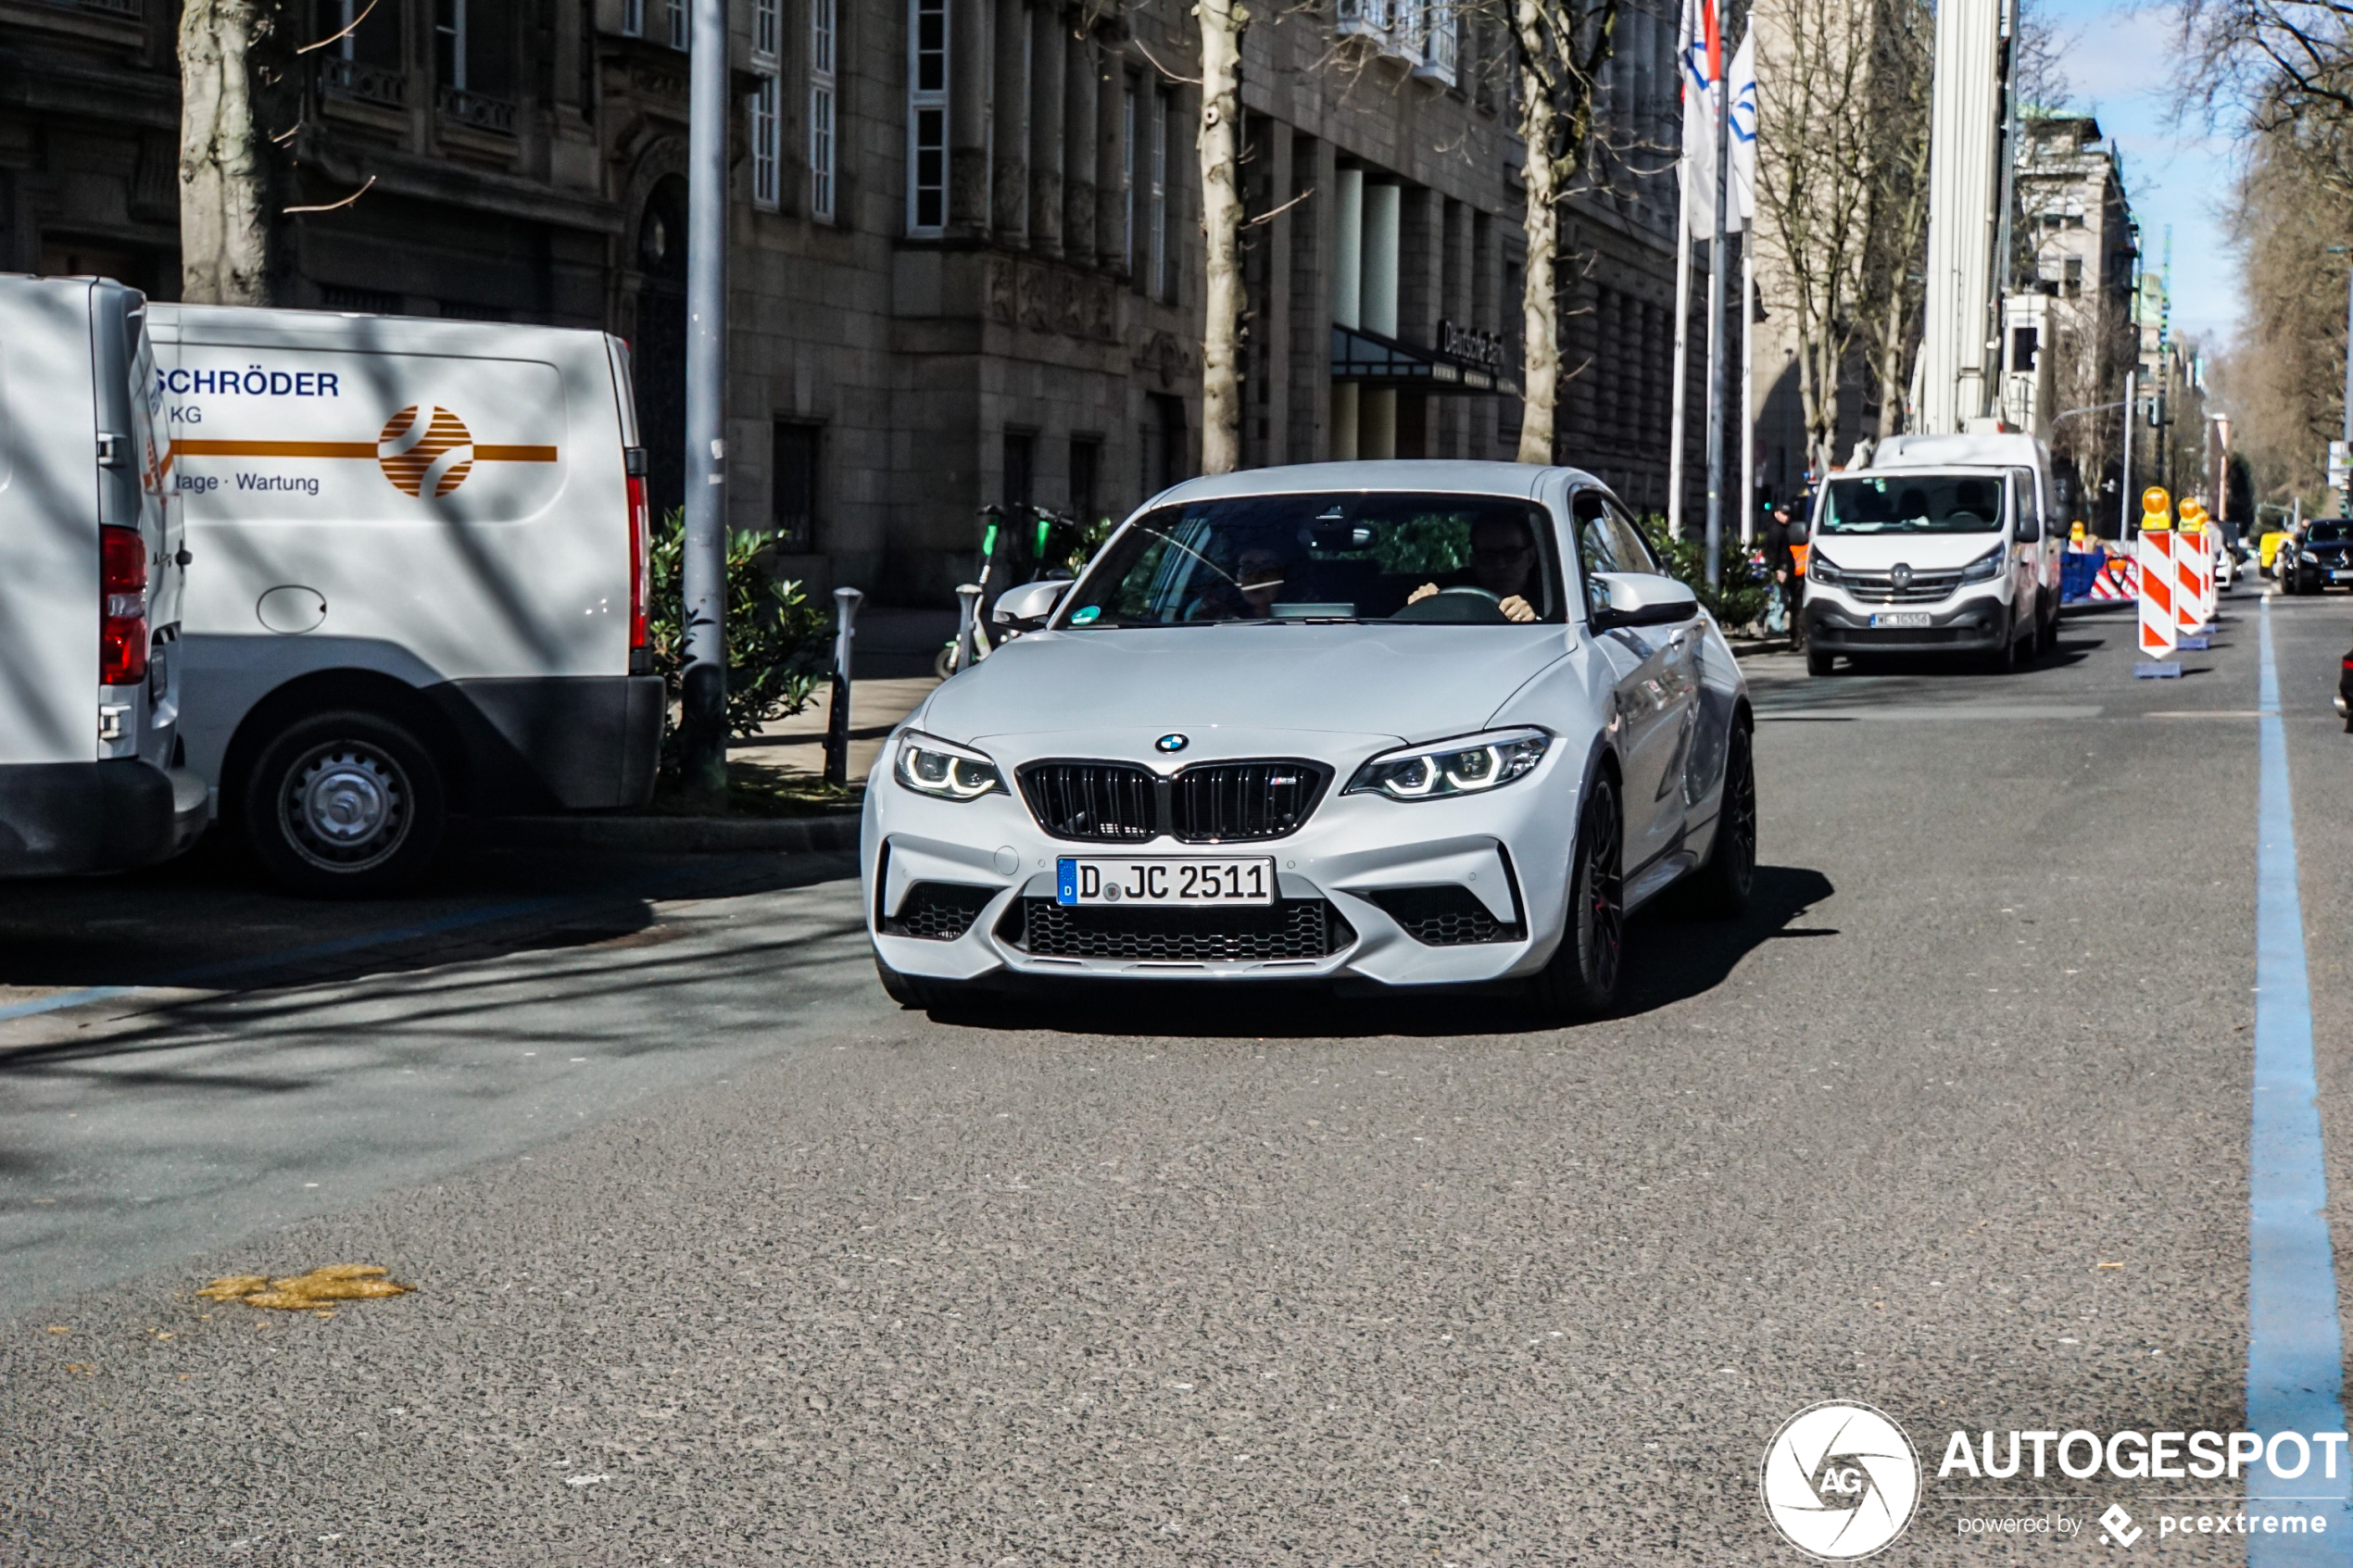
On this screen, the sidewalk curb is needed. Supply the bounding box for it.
[487,812,862,855]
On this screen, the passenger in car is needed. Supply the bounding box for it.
[1405,515,1541,622]
[1193,543,1293,620]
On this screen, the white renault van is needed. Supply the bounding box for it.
[1802,430,2063,675]
[150,306,661,895]
[0,276,208,876]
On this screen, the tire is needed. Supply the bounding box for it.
[1985,619,2022,674]
[1529,770,1625,1020]
[1806,645,1834,677]
[2036,600,2058,658]
[243,709,446,897]
[1684,723,1755,918]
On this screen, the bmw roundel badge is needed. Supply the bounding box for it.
[1155,733,1189,754]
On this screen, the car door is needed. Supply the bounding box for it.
[1572,490,1699,873]
[2009,468,2050,627]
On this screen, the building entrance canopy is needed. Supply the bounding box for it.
[1330,322,1519,396]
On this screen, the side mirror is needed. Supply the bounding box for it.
[1590,571,1698,631]
[992,577,1072,631]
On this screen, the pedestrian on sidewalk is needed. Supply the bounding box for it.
[1762,505,1799,641]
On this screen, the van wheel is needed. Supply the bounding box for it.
[245,709,446,897]
[1529,771,1624,1020]
[1806,645,1833,676]
[2036,602,2058,658]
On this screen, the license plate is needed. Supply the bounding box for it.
[1055,857,1276,906]
[1869,611,1932,628]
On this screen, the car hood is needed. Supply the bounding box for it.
[1807,534,2008,571]
[912,623,1574,748]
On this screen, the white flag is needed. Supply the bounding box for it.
[1682,5,1756,236]
[1728,29,1755,233]
[1679,0,1721,234]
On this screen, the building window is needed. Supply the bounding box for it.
[667,0,688,49]
[774,423,819,551]
[316,0,401,66]
[434,0,513,100]
[1122,85,1137,271]
[1149,89,1169,300]
[907,0,948,233]
[620,0,642,36]
[750,74,781,210]
[752,0,780,60]
[810,0,837,221]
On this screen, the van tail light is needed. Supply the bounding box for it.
[99,524,148,686]
[625,464,650,654]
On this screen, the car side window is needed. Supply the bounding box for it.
[1571,490,1619,621]
[1603,499,1659,573]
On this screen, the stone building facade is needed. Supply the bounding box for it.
[2,0,1689,604]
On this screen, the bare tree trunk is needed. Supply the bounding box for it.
[1198,0,1247,475]
[1515,24,1559,466]
[180,0,271,305]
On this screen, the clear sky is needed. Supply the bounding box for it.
[2032,0,2244,345]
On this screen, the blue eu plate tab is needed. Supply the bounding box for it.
[1056,858,1078,905]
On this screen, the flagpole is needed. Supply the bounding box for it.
[1667,201,1693,540]
[1740,236,1755,546]
[1703,25,1730,587]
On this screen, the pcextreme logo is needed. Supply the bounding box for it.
[1761,1401,1923,1561]
[173,405,556,498]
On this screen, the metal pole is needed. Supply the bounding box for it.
[1740,234,1755,546]
[953,582,983,671]
[2119,369,2134,542]
[678,0,729,801]
[823,587,863,786]
[2340,260,2353,512]
[1667,194,1694,540]
[1704,51,1730,588]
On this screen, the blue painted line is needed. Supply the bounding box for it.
[2249,596,2353,1562]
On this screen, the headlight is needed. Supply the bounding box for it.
[893,731,1006,801]
[1344,728,1551,801]
[1959,549,2002,583]
[1807,556,1844,587]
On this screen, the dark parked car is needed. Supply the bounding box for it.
[2286,520,2353,595]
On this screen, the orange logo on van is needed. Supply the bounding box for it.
[172,412,555,496]
[377,405,475,497]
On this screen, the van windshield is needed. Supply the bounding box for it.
[1819,475,2007,535]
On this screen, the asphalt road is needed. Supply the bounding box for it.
[2,589,2348,1565]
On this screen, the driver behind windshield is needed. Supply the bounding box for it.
[1405,515,1541,622]
[1190,541,1291,620]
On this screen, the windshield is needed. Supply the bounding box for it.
[1058,493,1566,627]
[1819,474,2007,535]
[2309,521,2347,543]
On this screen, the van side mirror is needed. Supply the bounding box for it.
[992,578,1072,631]
[1590,571,1698,631]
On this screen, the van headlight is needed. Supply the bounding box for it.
[1344,728,1551,801]
[1807,555,1845,587]
[893,731,1006,801]
[1959,549,2003,583]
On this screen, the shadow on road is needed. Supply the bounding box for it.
[0,840,858,1003]
[917,863,1837,1039]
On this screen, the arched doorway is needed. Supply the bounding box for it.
[633,176,689,521]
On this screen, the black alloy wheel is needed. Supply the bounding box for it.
[1532,771,1625,1019]
[1685,723,1756,917]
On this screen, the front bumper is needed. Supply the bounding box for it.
[863,757,1587,987]
[1804,584,2009,654]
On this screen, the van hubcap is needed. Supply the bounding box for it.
[282,745,410,871]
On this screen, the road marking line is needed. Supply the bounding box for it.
[2249,596,2353,1559]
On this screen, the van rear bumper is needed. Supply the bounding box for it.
[431,674,663,812]
[0,759,210,878]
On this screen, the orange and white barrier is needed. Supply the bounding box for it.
[2090,557,2139,600]
[2174,525,2211,636]
[2139,526,2178,659]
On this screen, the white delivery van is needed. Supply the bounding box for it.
[0,276,208,876]
[149,306,661,895]
[1802,429,2063,675]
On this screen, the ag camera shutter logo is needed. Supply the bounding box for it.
[1760,1400,1921,1560]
